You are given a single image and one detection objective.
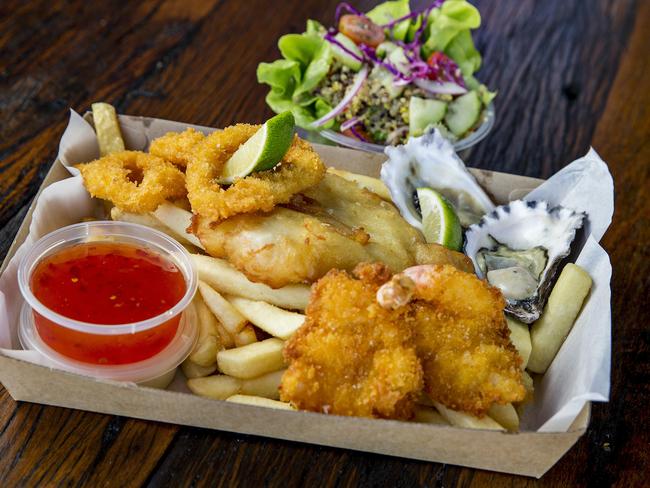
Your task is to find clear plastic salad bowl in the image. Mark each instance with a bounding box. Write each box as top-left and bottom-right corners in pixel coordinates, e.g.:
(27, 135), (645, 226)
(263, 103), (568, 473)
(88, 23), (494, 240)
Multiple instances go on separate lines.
(312, 103), (495, 153)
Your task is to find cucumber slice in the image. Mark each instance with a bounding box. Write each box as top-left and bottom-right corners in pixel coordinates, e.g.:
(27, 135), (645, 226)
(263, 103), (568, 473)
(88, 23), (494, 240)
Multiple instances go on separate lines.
(387, 47), (410, 75)
(372, 66), (405, 99)
(376, 41), (398, 58)
(444, 91), (482, 137)
(331, 33), (363, 71)
(409, 97), (448, 137)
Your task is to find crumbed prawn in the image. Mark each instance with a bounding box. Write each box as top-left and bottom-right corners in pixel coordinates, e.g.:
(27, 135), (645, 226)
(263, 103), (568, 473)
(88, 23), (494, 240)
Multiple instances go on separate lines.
(281, 263), (423, 419)
(149, 128), (205, 168)
(76, 150), (186, 213)
(186, 124), (326, 221)
(378, 264), (526, 416)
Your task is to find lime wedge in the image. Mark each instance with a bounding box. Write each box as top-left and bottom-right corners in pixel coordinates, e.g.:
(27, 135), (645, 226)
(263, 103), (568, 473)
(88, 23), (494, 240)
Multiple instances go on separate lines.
(416, 187), (463, 251)
(218, 112), (295, 184)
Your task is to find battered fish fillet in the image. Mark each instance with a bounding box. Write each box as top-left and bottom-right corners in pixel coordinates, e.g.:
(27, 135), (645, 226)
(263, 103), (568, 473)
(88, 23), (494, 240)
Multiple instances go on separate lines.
(378, 265), (526, 416)
(280, 263), (423, 419)
(195, 174), (472, 288)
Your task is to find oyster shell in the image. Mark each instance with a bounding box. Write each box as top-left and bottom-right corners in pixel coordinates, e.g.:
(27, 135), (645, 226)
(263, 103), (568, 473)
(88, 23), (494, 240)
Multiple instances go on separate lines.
(381, 130), (495, 228)
(464, 200), (585, 323)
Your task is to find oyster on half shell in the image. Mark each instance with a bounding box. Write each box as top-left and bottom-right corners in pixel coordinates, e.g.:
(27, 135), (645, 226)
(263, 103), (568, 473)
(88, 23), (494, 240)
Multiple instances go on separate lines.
(381, 130), (495, 228)
(464, 200), (586, 323)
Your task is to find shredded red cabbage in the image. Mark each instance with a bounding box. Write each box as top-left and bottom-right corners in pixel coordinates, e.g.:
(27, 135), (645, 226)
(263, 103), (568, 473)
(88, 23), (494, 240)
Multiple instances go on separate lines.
(381, 10), (422, 29)
(411, 4), (439, 46)
(358, 43), (405, 79)
(324, 31), (365, 62)
(369, 2), (460, 87)
(326, 1), (465, 100)
(348, 126), (367, 142)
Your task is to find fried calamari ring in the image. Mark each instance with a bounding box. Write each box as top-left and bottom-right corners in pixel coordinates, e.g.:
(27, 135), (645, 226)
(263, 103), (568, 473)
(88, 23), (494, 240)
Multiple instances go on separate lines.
(76, 151), (186, 213)
(186, 123), (326, 221)
(149, 128), (205, 168)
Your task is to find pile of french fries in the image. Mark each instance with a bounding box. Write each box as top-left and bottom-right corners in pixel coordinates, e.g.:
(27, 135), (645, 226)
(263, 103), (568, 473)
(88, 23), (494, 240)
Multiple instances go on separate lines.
(91, 102), (594, 430)
(185, 247), (309, 411)
(182, 255), (306, 411)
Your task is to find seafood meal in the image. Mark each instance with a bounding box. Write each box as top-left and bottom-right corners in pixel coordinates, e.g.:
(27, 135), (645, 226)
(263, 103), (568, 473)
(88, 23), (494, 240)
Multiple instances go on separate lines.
(257, 0), (495, 147)
(12, 101), (596, 433)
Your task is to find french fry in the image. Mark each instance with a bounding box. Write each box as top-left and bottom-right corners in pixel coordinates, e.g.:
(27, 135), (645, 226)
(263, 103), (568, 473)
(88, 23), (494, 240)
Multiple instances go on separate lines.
(92, 102), (125, 156)
(521, 370), (535, 400)
(516, 371), (535, 416)
(152, 201), (204, 249)
(226, 394), (294, 410)
(234, 325), (258, 347)
(111, 207), (197, 249)
(198, 281), (247, 334)
(216, 338), (285, 379)
(506, 317), (532, 369)
(188, 294), (222, 367)
(187, 375), (241, 400)
(186, 370), (285, 401)
(239, 369), (285, 400)
(192, 254), (311, 310)
(487, 403), (519, 431)
(215, 322), (236, 349)
(326, 168), (392, 201)
(528, 264), (593, 374)
(110, 207), (166, 230)
(414, 407), (448, 425)
(226, 296), (305, 340)
(434, 403), (505, 431)
(189, 334), (220, 368)
(181, 360), (217, 379)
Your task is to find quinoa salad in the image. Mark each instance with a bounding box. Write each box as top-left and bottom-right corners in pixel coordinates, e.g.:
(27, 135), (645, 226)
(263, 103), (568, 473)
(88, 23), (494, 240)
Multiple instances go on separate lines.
(257, 1), (495, 146)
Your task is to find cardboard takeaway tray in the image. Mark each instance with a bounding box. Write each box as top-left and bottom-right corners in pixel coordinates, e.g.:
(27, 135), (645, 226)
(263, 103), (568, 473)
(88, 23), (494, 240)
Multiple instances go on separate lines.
(0, 116), (592, 478)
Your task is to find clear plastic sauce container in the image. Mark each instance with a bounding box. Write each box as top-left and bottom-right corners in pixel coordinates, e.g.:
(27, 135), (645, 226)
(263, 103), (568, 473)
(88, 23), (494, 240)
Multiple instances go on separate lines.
(18, 221), (198, 386)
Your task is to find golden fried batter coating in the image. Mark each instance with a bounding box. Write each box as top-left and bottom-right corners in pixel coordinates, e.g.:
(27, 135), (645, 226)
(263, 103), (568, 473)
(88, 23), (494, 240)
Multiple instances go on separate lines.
(378, 265), (526, 416)
(76, 151), (186, 213)
(186, 124), (326, 221)
(281, 263), (423, 419)
(149, 128), (205, 168)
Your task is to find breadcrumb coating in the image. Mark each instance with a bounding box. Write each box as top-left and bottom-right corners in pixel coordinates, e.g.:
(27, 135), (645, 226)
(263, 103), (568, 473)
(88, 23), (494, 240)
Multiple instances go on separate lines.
(76, 151), (186, 213)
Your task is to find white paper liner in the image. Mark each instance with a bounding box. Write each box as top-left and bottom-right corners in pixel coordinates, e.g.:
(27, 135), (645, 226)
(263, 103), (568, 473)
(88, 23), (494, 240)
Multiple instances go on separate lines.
(0, 111), (614, 432)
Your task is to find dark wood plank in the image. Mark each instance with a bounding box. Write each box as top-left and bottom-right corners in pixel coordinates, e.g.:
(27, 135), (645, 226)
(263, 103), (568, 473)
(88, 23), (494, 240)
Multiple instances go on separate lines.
(145, 427), (449, 488)
(466, 0), (638, 178)
(0, 0), (647, 486)
(580, 0), (650, 485)
(0, 389), (176, 487)
(0, 0), (221, 231)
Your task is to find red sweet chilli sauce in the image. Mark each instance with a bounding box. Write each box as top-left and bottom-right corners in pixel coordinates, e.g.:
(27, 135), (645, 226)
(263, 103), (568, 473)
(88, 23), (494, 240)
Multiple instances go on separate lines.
(30, 242), (186, 364)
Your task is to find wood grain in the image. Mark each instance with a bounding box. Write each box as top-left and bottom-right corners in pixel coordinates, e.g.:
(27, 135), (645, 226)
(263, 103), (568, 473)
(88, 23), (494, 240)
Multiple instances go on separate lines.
(0, 0), (648, 486)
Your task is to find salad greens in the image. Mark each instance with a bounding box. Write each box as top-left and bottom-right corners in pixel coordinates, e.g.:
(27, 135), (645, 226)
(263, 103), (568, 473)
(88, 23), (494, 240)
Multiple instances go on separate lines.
(366, 0), (411, 41)
(257, 0), (495, 145)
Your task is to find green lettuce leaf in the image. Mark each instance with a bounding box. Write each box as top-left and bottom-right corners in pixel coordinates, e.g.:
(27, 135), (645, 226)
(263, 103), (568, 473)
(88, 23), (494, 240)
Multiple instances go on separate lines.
(405, 14), (423, 43)
(265, 91), (333, 129)
(256, 59), (301, 98)
(278, 34), (324, 68)
(367, 0), (411, 41)
(444, 30), (481, 77)
(257, 29), (334, 129)
(292, 39), (332, 101)
(306, 19), (325, 35)
(422, 0), (482, 76)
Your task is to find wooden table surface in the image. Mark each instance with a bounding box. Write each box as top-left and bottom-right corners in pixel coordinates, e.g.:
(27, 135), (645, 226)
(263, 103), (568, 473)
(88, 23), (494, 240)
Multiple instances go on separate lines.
(1, 0), (648, 486)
